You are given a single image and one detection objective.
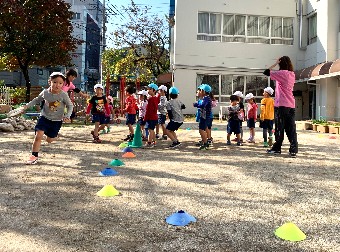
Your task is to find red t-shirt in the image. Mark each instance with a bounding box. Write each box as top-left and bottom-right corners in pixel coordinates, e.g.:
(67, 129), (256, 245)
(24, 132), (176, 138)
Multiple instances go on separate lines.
(144, 96), (158, 121)
(124, 95), (137, 114)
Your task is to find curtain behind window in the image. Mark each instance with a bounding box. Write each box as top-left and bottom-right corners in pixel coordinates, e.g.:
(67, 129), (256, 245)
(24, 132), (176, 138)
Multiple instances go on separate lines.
(223, 14), (234, 35)
(271, 17), (282, 38)
(198, 13), (209, 33)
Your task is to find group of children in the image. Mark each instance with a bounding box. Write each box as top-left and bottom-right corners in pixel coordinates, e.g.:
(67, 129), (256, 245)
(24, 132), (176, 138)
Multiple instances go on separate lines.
(20, 70), (277, 165)
(119, 83), (185, 148)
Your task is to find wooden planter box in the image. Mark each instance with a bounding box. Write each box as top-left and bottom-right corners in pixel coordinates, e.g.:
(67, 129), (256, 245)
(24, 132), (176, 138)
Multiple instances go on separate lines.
(317, 125), (329, 133)
(328, 125), (340, 134)
(303, 122), (313, 130)
(312, 124), (319, 131)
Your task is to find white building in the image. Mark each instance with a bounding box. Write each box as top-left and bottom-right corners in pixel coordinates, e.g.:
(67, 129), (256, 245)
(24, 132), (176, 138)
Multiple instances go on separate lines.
(172, 0), (340, 121)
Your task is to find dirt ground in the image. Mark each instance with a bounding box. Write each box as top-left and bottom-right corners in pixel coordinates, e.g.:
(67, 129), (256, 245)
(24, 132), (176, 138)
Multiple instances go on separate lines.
(0, 120), (339, 252)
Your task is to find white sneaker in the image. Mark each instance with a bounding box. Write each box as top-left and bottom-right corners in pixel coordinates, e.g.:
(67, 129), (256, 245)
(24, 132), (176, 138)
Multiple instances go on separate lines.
(26, 155), (38, 165)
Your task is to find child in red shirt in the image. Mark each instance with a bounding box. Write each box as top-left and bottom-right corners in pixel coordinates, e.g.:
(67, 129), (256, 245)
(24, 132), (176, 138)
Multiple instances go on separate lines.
(245, 93), (258, 143)
(123, 85), (137, 141)
(144, 83), (159, 148)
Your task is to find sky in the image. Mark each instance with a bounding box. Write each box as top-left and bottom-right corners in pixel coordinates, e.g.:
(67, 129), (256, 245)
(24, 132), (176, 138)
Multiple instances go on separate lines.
(104, 0), (170, 48)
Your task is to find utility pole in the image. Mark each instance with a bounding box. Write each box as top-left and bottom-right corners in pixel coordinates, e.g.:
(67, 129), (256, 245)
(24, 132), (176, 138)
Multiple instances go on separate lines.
(100, 0), (106, 85)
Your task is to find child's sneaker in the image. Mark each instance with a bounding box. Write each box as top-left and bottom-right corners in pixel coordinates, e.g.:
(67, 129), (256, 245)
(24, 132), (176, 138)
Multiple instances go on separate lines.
(161, 135), (168, 140)
(199, 143), (209, 150)
(107, 126), (111, 133)
(268, 137), (273, 146)
(207, 138), (213, 146)
(142, 136), (148, 141)
(237, 141), (243, 146)
(195, 140), (203, 146)
(263, 142), (269, 147)
(144, 142), (154, 148)
(226, 140), (231, 145)
(156, 134), (160, 139)
(26, 155), (38, 165)
(247, 138), (255, 143)
(93, 137), (102, 143)
(289, 152), (297, 158)
(123, 135), (132, 141)
(266, 149), (281, 154)
(169, 141), (181, 149)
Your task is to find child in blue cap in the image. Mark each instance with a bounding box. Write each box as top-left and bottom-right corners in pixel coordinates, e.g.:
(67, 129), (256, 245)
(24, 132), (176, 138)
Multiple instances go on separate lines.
(193, 84), (212, 150)
(166, 87), (186, 148)
(144, 83), (159, 148)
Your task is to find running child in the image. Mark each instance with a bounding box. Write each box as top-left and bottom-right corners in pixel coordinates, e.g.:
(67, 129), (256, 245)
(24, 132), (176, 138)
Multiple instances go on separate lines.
(86, 84), (110, 143)
(23, 72), (73, 164)
(122, 85), (137, 141)
(156, 85), (168, 140)
(245, 93), (258, 143)
(166, 87), (186, 148)
(193, 84), (212, 150)
(144, 83), (159, 148)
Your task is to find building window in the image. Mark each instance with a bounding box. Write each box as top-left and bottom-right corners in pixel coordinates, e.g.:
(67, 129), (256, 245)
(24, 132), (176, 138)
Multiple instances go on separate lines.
(197, 12), (293, 45)
(308, 14), (317, 45)
(197, 13), (222, 41)
(197, 74), (269, 103)
(73, 12), (81, 20)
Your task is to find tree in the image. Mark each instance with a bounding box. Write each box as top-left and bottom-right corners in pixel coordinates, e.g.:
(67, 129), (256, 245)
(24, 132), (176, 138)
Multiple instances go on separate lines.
(102, 47), (153, 83)
(113, 0), (170, 79)
(0, 0), (82, 102)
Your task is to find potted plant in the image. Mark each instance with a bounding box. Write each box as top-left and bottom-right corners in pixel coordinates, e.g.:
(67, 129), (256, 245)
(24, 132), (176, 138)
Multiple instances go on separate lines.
(328, 123), (340, 134)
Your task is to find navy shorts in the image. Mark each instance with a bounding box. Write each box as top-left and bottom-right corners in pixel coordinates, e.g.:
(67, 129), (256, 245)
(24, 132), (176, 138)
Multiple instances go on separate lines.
(35, 116), (62, 138)
(92, 114), (106, 124)
(207, 117), (213, 129)
(158, 114), (166, 125)
(199, 118), (207, 130)
(247, 118), (256, 128)
(166, 121), (183, 131)
(146, 120), (158, 130)
(104, 116), (110, 124)
(138, 117), (146, 126)
(126, 114), (136, 125)
(227, 120), (241, 134)
(260, 119), (274, 130)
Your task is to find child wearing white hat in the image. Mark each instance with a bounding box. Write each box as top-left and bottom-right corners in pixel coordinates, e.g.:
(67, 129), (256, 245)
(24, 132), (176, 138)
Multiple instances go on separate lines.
(156, 85), (168, 140)
(260, 87), (275, 147)
(137, 90), (148, 140)
(245, 93), (258, 143)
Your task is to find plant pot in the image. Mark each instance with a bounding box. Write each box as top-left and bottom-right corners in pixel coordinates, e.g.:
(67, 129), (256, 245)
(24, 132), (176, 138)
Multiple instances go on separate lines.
(317, 125), (329, 133)
(328, 125), (339, 134)
(304, 122), (313, 130)
(312, 124), (319, 131)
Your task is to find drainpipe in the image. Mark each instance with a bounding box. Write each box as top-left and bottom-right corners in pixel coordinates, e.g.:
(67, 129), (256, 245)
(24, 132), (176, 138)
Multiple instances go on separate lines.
(299, 0), (307, 50)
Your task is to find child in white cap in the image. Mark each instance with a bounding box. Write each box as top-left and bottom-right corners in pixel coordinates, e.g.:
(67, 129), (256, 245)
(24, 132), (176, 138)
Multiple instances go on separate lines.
(233, 91), (245, 142)
(137, 90), (148, 140)
(245, 93), (258, 143)
(22, 72), (73, 164)
(260, 87), (275, 147)
(156, 85), (168, 140)
(86, 84), (110, 143)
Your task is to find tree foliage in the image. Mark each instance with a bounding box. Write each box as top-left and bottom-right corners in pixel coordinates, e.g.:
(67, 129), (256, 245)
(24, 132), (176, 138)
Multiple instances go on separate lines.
(102, 48), (153, 83)
(0, 0), (82, 101)
(112, 0), (170, 80)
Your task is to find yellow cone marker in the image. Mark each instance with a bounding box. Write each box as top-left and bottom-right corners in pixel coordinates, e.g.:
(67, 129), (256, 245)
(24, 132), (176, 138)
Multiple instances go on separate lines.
(96, 185), (120, 197)
(274, 222), (306, 242)
(119, 142), (129, 148)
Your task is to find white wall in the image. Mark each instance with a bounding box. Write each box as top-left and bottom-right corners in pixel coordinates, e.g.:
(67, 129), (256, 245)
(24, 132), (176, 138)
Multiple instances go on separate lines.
(173, 0), (298, 113)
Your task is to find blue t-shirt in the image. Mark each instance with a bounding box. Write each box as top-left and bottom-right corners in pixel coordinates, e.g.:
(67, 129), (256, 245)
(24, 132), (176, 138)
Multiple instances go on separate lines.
(194, 96), (211, 120)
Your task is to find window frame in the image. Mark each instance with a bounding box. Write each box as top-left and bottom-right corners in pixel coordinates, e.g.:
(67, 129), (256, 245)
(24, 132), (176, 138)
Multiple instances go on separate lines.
(308, 14), (317, 45)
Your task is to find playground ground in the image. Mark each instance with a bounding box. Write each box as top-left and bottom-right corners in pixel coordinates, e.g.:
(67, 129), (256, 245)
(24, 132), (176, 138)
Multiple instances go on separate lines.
(0, 120), (339, 252)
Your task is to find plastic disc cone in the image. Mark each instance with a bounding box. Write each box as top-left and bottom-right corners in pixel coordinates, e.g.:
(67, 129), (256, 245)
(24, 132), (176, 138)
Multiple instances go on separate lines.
(186, 127), (191, 130)
(122, 147), (134, 153)
(108, 159), (125, 166)
(119, 142), (129, 148)
(129, 123), (143, 148)
(165, 210), (196, 226)
(96, 185), (120, 197)
(329, 136), (336, 139)
(274, 222), (306, 241)
(122, 152), (136, 158)
(99, 168), (118, 176)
